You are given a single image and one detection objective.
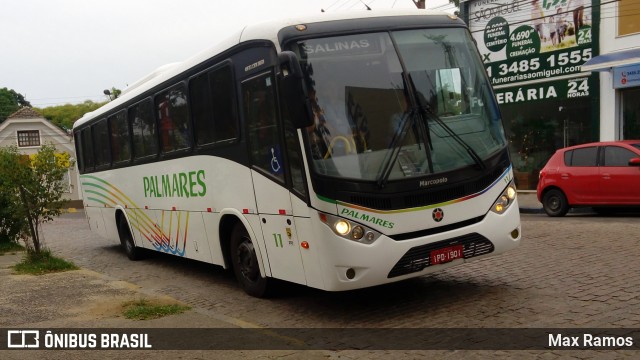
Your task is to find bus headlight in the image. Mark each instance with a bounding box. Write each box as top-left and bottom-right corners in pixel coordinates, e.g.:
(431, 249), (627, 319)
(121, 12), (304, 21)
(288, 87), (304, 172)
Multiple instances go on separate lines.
(491, 182), (517, 214)
(319, 212), (381, 244)
(334, 220), (350, 235)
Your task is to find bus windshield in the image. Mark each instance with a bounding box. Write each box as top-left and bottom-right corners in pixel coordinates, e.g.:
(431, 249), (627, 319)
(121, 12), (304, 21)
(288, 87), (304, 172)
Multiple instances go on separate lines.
(293, 28), (507, 182)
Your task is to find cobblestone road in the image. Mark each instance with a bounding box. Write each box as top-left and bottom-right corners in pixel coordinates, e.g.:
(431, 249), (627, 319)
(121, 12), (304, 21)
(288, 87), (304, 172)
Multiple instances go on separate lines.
(31, 211), (640, 358)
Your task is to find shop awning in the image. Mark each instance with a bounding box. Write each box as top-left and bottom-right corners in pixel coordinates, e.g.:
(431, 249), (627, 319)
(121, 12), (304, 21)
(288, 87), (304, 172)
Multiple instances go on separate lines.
(581, 48), (640, 72)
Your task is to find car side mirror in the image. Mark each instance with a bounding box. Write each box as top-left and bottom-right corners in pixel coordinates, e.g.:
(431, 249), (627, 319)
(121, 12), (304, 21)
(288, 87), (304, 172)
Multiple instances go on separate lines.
(278, 51), (314, 129)
(629, 157), (640, 166)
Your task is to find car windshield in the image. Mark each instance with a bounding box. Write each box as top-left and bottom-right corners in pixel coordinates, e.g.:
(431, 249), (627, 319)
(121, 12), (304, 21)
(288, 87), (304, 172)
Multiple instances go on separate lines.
(292, 29), (506, 182)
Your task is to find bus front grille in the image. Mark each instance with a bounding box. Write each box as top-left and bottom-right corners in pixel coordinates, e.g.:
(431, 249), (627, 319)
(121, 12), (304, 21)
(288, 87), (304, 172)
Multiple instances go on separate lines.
(387, 233), (494, 278)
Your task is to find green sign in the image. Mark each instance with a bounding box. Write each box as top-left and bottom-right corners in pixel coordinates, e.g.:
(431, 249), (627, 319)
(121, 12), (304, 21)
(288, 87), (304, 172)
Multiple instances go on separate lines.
(494, 77), (592, 104)
(467, 0), (595, 86)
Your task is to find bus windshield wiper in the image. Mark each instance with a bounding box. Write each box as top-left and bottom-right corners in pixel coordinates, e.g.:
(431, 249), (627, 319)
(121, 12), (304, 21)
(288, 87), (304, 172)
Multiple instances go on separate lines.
(419, 104), (486, 170)
(376, 108), (416, 189)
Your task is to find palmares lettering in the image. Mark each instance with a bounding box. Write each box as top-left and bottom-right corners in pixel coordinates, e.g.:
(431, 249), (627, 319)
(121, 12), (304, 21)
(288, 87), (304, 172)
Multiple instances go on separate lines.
(143, 170), (206, 198)
(341, 208), (394, 229)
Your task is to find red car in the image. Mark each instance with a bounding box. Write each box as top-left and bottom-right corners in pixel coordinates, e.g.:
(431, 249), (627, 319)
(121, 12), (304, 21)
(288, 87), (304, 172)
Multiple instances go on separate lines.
(537, 140), (640, 216)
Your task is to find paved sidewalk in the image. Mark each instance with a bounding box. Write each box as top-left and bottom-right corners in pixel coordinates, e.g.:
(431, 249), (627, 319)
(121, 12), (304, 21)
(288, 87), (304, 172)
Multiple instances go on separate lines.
(517, 191), (543, 214)
(0, 253), (329, 359)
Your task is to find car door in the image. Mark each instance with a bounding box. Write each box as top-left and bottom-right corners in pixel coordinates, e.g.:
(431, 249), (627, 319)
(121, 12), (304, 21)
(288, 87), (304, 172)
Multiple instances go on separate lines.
(599, 145), (640, 203)
(562, 146), (600, 204)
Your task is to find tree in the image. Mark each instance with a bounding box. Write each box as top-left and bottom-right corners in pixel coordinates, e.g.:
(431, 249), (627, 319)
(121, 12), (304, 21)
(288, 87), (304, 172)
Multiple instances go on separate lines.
(104, 87), (122, 101)
(0, 88), (31, 123)
(0, 173), (24, 246)
(0, 145), (72, 254)
(37, 100), (106, 131)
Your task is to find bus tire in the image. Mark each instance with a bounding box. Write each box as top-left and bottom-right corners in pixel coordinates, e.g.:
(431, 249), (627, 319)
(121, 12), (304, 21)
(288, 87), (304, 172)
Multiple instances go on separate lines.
(542, 189), (570, 217)
(118, 216), (143, 261)
(230, 222), (270, 297)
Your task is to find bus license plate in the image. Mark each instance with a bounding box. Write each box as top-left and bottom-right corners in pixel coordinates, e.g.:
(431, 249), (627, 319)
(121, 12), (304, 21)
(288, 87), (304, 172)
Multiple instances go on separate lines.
(430, 245), (464, 265)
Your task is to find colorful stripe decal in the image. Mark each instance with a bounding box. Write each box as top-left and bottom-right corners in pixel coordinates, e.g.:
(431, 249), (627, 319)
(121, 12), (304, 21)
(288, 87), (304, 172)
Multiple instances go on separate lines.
(80, 175), (189, 256)
(317, 165), (513, 214)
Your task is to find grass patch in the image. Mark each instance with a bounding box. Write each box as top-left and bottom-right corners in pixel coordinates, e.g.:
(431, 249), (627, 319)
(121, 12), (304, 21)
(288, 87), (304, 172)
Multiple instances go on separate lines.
(0, 241), (25, 255)
(12, 249), (78, 275)
(122, 299), (191, 320)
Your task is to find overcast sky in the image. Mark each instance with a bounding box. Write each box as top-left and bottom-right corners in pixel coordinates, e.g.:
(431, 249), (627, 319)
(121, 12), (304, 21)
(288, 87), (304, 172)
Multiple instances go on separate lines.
(1, 0), (452, 108)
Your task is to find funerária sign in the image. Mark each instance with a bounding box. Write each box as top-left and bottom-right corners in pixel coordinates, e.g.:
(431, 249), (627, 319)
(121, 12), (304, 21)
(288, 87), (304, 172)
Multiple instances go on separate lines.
(465, 0), (595, 86)
(495, 77), (591, 104)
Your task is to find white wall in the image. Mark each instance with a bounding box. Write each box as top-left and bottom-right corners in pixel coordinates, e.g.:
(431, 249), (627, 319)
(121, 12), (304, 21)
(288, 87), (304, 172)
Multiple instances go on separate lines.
(597, 1), (640, 140)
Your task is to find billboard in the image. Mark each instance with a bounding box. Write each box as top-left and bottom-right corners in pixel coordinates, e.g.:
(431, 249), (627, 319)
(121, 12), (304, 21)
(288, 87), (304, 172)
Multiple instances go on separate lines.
(466, 0), (594, 86)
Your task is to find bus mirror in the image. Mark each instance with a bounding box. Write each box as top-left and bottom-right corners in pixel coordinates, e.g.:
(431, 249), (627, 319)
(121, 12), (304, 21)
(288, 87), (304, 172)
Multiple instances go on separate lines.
(278, 51), (314, 128)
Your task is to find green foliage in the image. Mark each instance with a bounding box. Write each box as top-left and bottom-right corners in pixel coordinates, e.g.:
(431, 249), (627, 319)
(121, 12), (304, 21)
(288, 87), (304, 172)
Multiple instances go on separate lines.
(0, 144), (73, 253)
(37, 100), (106, 131)
(12, 249), (78, 275)
(0, 241), (25, 254)
(122, 299), (191, 320)
(0, 151), (26, 245)
(0, 177), (25, 247)
(105, 87), (122, 101)
(0, 88), (31, 123)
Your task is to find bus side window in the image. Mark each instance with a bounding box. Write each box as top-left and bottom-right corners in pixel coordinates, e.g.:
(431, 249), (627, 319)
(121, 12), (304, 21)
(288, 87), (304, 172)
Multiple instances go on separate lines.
(190, 64), (238, 146)
(74, 131), (84, 173)
(80, 128), (94, 171)
(155, 83), (191, 153)
(242, 72), (284, 182)
(92, 119), (110, 167)
(109, 110), (131, 164)
(129, 99), (159, 160)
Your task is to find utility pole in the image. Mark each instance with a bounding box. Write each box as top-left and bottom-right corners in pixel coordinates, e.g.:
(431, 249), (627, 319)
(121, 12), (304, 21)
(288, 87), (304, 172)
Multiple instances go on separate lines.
(413, 0), (425, 9)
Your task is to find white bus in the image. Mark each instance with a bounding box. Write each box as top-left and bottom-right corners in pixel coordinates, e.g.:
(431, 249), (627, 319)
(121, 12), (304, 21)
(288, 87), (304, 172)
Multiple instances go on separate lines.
(74, 9), (521, 297)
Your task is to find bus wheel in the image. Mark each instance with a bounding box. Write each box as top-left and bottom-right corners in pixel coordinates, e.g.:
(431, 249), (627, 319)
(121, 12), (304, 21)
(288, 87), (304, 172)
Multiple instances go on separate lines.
(118, 216), (142, 261)
(230, 223), (269, 297)
(542, 189), (570, 217)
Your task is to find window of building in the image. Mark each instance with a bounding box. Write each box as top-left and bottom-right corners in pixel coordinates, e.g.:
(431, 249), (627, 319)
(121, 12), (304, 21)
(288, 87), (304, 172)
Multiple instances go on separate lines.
(500, 81), (597, 189)
(17, 130), (40, 147)
(155, 83), (191, 153)
(129, 99), (158, 160)
(190, 64), (238, 146)
(618, 0), (640, 36)
(622, 88), (640, 139)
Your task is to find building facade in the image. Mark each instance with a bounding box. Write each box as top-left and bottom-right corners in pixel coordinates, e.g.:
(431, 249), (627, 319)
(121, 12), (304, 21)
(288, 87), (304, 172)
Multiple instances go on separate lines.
(582, 0), (640, 141)
(460, 0), (601, 189)
(0, 107), (81, 205)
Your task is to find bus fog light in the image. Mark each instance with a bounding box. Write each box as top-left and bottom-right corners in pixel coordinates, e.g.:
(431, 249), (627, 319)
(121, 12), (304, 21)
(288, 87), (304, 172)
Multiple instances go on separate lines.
(511, 228), (519, 239)
(351, 226), (364, 239)
(335, 220), (350, 235)
(346, 268), (356, 279)
(365, 232), (375, 243)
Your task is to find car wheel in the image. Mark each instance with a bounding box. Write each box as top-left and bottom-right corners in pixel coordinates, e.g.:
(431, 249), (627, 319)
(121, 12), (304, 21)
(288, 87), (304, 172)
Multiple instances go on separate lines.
(118, 216), (143, 260)
(542, 189), (570, 217)
(230, 222), (270, 297)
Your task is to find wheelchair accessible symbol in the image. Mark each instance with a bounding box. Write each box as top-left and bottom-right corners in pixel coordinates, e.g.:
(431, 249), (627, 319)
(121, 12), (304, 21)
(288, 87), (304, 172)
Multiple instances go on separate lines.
(270, 146), (282, 174)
